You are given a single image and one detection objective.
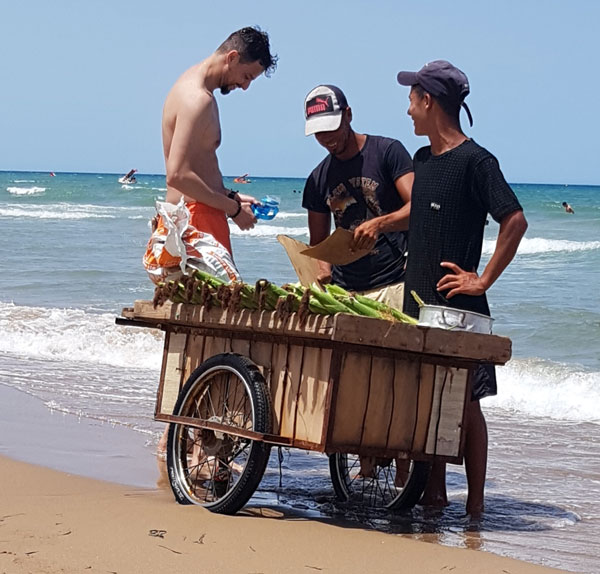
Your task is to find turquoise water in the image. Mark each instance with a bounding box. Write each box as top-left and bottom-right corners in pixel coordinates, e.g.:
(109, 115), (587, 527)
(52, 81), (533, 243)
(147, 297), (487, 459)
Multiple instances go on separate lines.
(1, 171), (599, 572)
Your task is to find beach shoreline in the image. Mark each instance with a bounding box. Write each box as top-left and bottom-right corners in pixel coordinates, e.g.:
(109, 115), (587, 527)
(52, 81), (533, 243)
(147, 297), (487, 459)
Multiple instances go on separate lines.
(0, 454), (569, 574)
(0, 384), (571, 574)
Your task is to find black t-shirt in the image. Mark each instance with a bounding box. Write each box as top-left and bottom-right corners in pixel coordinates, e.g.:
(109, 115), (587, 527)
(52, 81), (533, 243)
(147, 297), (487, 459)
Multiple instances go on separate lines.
(302, 135), (413, 291)
(403, 139), (523, 318)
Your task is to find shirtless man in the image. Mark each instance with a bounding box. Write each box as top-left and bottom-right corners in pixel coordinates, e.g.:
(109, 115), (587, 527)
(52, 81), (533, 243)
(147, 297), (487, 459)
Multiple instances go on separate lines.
(162, 26), (277, 254)
(154, 27), (276, 456)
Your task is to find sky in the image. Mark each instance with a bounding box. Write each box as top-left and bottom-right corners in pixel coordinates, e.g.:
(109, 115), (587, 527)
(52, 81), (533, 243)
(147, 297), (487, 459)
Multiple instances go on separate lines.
(1, 0), (599, 185)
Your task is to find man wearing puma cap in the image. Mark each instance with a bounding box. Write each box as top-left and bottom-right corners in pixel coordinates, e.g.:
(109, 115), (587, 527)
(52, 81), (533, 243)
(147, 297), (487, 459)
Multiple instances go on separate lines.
(302, 84), (414, 309)
(397, 60), (528, 518)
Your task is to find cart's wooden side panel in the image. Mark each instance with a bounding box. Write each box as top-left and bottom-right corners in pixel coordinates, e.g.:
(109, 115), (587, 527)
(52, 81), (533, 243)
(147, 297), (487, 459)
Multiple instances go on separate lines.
(411, 363), (436, 452)
(386, 359), (420, 451)
(157, 332), (187, 416)
(269, 343), (290, 435)
(229, 337), (251, 357)
(424, 366), (468, 458)
(249, 340), (273, 378)
(279, 345), (304, 439)
(202, 336), (229, 361)
(360, 356), (395, 449)
(185, 333), (206, 373)
(294, 347), (331, 444)
(329, 352), (372, 446)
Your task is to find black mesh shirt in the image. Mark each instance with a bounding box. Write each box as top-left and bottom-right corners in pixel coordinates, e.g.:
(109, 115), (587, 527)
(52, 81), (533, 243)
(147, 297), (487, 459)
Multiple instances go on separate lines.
(403, 139), (523, 319)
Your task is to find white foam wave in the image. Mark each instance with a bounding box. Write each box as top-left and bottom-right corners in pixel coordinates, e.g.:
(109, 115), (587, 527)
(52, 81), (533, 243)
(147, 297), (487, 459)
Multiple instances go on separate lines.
(13, 179), (35, 183)
(6, 186), (46, 195)
(229, 224), (308, 237)
(0, 206), (115, 220)
(483, 237), (600, 255)
(275, 212), (305, 219)
(0, 302), (163, 370)
(489, 358), (600, 423)
(0, 202), (152, 220)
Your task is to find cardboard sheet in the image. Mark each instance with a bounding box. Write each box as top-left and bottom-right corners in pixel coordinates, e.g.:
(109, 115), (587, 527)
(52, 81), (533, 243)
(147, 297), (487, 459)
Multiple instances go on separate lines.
(276, 235), (322, 287)
(300, 228), (370, 265)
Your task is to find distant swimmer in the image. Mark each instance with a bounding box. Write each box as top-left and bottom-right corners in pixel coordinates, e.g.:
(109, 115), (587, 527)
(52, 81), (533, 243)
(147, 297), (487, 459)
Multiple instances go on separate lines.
(49, 172), (55, 177)
(562, 201), (574, 214)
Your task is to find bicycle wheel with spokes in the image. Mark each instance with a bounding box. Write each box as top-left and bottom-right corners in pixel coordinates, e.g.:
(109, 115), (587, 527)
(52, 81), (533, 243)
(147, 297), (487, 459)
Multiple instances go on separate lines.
(166, 353), (272, 514)
(329, 453), (430, 511)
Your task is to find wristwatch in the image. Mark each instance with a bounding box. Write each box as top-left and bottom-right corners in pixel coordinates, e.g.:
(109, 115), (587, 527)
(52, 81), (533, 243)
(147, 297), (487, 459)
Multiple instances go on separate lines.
(227, 190), (239, 200)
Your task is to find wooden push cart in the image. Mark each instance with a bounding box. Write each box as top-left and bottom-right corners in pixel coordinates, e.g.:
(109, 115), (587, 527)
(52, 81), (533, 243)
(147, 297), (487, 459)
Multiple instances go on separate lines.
(118, 301), (511, 515)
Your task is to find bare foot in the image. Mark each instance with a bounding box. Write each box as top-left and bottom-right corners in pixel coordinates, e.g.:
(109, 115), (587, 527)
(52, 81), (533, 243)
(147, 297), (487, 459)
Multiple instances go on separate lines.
(358, 456), (376, 478)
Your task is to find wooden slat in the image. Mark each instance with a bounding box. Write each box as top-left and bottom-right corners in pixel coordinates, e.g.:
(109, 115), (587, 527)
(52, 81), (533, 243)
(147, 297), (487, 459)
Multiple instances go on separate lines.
(294, 347), (330, 444)
(360, 356), (395, 449)
(425, 367), (468, 457)
(248, 340), (273, 379)
(202, 336), (228, 361)
(185, 333), (205, 374)
(329, 352), (372, 447)
(158, 332), (187, 416)
(230, 337), (251, 357)
(332, 314), (424, 354)
(411, 363), (436, 452)
(269, 343), (290, 435)
(279, 344), (304, 439)
(422, 328), (511, 364)
(386, 359), (421, 451)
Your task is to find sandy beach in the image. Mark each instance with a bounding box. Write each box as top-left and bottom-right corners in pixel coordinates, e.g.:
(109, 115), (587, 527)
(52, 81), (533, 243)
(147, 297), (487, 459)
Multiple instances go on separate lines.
(1, 455), (571, 574)
(0, 385), (570, 574)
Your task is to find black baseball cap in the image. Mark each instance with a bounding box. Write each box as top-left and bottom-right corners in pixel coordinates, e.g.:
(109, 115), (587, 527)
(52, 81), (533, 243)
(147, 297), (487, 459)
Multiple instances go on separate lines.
(397, 60), (473, 127)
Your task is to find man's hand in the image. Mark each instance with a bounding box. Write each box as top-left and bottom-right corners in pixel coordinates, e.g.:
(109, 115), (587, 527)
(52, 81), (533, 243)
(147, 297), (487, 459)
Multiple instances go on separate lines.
(236, 193), (259, 205)
(232, 203), (257, 230)
(352, 220), (380, 251)
(317, 260), (332, 286)
(437, 262), (487, 299)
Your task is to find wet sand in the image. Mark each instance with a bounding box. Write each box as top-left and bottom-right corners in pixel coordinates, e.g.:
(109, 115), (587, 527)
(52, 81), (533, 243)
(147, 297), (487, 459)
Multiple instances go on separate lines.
(0, 384), (571, 573)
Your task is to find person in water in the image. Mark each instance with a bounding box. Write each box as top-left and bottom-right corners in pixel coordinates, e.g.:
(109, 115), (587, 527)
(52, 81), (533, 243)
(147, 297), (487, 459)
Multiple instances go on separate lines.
(562, 201), (574, 214)
(396, 60), (528, 518)
(148, 27), (277, 456)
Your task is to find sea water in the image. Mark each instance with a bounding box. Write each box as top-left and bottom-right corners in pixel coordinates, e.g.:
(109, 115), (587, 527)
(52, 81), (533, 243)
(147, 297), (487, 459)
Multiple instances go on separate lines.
(0, 171), (598, 572)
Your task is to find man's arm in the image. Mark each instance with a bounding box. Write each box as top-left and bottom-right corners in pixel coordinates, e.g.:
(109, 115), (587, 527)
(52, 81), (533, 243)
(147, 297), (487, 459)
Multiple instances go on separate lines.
(308, 210), (333, 284)
(352, 171), (414, 250)
(437, 210), (528, 298)
(165, 95), (256, 229)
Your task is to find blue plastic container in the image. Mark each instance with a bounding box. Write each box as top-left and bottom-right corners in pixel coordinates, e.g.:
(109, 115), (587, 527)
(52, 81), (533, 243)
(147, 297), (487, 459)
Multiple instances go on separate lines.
(251, 196), (280, 220)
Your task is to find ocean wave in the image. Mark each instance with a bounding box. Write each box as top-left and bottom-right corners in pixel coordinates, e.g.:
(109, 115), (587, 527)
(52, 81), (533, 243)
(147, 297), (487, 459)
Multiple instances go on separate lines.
(0, 206), (116, 220)
(6, 186), (46, 195)
(489, 358), (600, 423)
(0, 202), (153, 220)
(483, 237), (600, 255)
(13, 179), (36, 183)
(0, 302), (163, 370)
(229, 224), (309, 237)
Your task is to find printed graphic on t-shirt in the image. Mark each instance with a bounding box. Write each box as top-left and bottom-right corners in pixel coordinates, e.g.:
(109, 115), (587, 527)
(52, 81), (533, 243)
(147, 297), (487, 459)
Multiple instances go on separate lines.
(326, 177), (381, 230)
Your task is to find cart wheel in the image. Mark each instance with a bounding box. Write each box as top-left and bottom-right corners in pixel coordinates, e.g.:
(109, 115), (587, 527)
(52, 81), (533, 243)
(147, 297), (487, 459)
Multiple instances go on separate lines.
(328, 453), (430, 511)
(166, 353), (272, 514)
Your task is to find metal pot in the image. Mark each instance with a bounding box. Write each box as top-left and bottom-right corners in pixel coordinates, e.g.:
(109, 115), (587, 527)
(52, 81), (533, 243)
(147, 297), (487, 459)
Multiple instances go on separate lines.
(418, 305), (494, 334)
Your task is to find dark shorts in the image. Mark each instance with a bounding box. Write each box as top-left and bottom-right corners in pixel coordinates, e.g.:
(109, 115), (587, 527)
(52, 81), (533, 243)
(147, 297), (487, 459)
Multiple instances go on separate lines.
(471, 363), (497, 401)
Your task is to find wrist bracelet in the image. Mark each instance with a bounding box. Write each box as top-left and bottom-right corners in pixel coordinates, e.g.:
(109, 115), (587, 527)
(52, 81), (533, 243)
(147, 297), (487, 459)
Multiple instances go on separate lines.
(227, 190), (239, 200)
(229, 199), (242, 219)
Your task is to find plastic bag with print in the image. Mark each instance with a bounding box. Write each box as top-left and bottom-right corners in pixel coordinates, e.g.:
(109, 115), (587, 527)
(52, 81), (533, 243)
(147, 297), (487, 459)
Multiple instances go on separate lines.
(142, 199), (240, 284)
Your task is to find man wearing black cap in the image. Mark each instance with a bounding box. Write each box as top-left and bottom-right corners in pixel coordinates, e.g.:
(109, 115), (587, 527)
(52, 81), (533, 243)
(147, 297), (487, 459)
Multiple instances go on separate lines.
(302, 84), (414, 310)
(397, 60), (528, 517)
